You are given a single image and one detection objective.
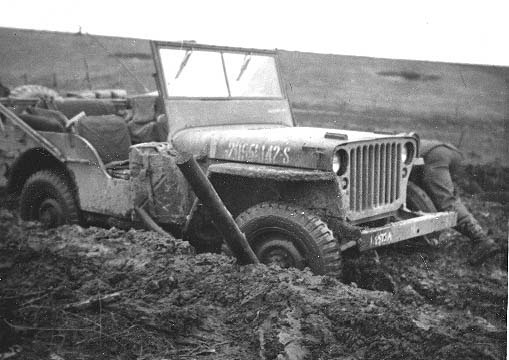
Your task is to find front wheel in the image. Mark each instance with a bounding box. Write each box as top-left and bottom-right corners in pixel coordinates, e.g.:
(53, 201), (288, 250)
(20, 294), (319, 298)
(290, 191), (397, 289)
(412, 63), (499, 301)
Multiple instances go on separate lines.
(20, 170), (80, 227)
(406, 181), (437, 213)
(236, 202), (341, 275)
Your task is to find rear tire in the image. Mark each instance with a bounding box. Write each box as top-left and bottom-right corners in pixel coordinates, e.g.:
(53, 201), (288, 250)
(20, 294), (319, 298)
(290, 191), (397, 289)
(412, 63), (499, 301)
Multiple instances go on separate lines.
(20, 170), (80, 227)
(236, 202), (341, 275)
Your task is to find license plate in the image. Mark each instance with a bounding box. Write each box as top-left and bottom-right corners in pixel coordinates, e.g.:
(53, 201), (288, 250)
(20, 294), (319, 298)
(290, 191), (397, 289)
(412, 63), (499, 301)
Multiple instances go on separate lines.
(369, 229), (393, 247)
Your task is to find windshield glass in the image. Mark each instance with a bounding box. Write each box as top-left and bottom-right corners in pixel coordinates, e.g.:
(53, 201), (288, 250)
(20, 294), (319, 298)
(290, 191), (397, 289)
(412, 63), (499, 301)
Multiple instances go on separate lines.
(159, 47), (282, 98)
(223, 53), (281, 97)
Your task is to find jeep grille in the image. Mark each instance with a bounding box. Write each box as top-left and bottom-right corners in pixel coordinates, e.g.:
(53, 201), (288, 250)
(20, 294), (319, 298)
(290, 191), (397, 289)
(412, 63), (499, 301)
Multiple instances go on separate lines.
(348, 142), (402, 215)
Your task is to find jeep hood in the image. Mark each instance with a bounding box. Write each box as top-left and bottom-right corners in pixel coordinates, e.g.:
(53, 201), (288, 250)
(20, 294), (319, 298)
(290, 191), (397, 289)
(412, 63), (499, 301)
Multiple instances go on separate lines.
(172, 126), (409, 171)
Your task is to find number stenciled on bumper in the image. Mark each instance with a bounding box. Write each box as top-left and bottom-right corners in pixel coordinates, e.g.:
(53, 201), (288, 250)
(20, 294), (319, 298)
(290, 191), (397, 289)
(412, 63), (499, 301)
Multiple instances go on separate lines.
(370, 230), (393, 247)
(357, 211), (457, 252)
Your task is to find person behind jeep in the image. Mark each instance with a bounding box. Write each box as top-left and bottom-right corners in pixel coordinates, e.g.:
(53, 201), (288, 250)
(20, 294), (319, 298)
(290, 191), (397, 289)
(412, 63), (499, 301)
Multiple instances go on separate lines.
(419, 140), (500, 265)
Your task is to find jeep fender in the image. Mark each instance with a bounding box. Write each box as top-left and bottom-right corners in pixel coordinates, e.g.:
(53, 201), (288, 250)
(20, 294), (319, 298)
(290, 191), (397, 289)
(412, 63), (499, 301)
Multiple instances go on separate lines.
(7, 147), (74, 194)
(207, 162), (346, 220)
(207, 162), (336, 182)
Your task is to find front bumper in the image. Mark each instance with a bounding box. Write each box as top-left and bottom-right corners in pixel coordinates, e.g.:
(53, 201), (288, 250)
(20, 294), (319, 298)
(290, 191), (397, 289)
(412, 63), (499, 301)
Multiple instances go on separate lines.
(356, 210), (457, 251)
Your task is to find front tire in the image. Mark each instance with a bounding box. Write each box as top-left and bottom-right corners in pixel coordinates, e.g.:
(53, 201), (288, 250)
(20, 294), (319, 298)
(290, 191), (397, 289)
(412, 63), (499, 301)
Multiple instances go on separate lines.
(236, 202), (341, 275)
(406, 181), (437, 213)
(20, 170), (80, 227)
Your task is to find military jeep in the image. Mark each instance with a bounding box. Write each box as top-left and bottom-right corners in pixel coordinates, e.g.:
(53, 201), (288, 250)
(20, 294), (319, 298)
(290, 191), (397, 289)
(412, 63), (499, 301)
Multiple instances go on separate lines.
(0, 41), (456, 274)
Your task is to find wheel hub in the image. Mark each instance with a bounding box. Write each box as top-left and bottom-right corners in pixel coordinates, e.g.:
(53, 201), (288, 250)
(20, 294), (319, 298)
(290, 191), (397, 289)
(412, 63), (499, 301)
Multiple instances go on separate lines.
(255, 237), (305, 269)
(38, 199), (64, 228)
(263, 248), (294, 268)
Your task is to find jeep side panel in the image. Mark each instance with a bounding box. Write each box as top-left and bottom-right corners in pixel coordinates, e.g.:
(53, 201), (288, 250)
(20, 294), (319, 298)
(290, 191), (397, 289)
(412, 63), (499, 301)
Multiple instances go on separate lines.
(40, 132), (132, 217)
(0, 102), (132, 217)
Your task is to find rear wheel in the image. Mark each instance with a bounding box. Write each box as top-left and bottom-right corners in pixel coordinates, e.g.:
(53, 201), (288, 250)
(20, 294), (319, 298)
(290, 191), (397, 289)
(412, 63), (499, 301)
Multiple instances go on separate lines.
(20, 170), (80, 227)
(236, 202), (341, 275)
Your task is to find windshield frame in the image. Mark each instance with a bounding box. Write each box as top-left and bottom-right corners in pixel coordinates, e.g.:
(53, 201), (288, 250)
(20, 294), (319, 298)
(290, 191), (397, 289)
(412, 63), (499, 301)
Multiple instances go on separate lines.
(151, 41), (287, 101)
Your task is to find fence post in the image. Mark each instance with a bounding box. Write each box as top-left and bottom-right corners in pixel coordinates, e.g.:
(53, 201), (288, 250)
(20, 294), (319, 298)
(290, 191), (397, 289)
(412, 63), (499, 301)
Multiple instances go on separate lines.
(83, 57), (92, 90)
(52, 73), (58, 90)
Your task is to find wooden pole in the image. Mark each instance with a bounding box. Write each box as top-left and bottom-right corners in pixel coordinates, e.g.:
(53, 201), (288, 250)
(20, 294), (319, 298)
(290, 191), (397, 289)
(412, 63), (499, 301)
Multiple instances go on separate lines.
(176, 152), (259, 264)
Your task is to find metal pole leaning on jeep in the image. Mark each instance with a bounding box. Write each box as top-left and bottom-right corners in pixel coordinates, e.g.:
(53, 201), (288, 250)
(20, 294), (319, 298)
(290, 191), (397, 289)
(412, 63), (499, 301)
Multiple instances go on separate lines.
(176, 152), (260, 265)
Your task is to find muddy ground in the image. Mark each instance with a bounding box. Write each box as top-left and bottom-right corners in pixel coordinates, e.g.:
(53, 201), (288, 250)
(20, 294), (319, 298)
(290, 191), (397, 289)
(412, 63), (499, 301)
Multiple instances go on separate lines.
(0, 168), (507, 359)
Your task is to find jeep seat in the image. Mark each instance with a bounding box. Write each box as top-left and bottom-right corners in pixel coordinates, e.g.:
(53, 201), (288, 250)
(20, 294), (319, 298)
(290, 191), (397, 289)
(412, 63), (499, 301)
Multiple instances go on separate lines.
(75, 115), (132, 164)
(127, 95), (168, 143)
(19, 107), (68, 132)
(128, 114), (169, 143)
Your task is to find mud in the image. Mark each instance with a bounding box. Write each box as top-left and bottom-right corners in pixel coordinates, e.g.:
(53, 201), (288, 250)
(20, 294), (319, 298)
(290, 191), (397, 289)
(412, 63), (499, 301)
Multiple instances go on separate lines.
(0, 179), (507, 359)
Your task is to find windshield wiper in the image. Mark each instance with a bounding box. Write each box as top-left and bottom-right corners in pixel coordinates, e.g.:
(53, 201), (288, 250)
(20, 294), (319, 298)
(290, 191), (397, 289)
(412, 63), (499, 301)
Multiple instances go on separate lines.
(236, 53), (251, 81)
(175, 49), (193, 79)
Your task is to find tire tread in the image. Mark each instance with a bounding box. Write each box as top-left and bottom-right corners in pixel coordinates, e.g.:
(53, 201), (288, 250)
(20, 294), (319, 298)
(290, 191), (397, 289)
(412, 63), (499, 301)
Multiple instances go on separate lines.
(20, 170), (80, 224)
(237, 201), (341, 274)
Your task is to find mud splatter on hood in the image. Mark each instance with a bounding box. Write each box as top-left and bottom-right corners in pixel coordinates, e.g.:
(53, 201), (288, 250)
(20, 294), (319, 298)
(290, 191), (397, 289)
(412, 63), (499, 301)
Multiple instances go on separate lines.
(173, 126), (412, 170)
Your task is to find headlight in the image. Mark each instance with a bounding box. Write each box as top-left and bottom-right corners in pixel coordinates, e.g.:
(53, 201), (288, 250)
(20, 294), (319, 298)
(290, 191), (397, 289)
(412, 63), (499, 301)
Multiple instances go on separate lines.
(401, 145), (408, 164)
(333, 152), (341, 173)
(332, 149), (348, 175)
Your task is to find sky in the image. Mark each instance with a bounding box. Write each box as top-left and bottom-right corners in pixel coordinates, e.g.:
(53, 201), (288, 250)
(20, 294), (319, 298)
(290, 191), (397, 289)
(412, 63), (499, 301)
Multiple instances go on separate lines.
(1, 0), (508, 66)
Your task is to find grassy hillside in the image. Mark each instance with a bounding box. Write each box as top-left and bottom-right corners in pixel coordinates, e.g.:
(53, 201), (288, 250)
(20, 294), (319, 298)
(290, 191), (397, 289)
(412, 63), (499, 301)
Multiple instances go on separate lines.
(0, 27), (155, 93)
(1, 27), (507, 164)
(278, 51), (508, 165)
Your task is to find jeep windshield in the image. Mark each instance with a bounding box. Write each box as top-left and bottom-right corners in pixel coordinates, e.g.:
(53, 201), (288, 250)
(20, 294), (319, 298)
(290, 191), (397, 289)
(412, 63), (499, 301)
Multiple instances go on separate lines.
(158, 46), (282, 98)
(152, 42), (293, 136)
